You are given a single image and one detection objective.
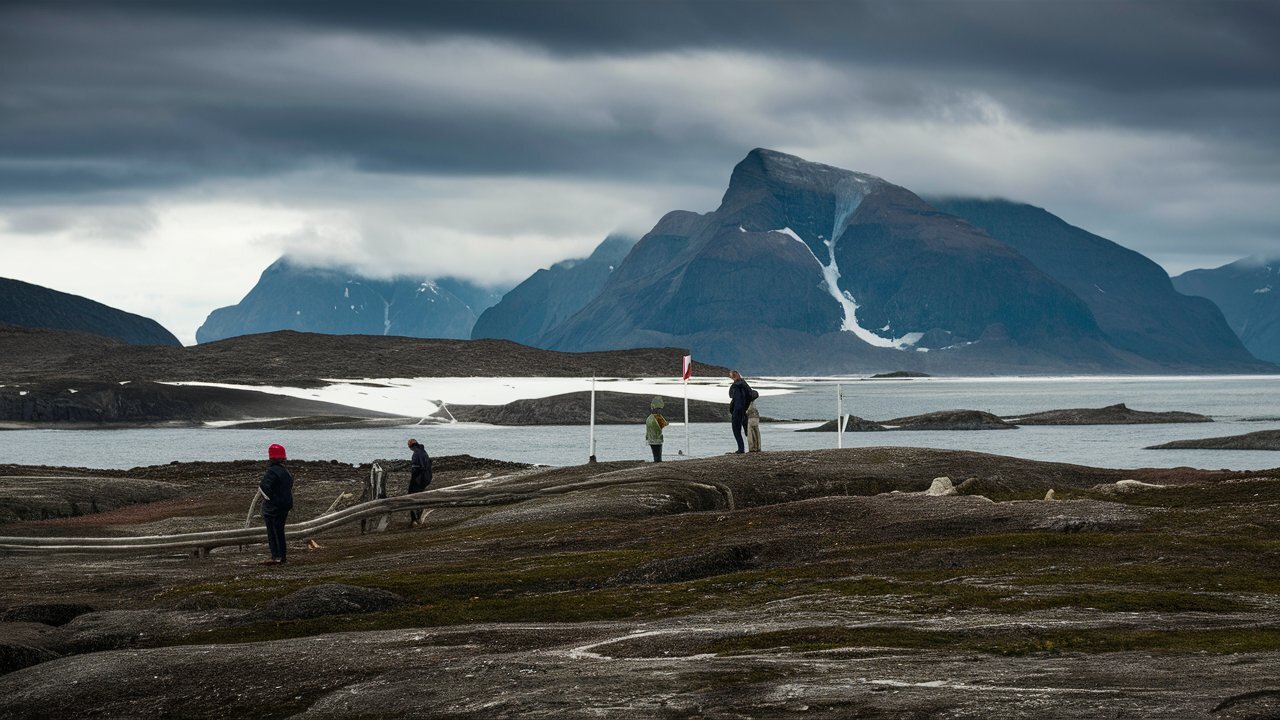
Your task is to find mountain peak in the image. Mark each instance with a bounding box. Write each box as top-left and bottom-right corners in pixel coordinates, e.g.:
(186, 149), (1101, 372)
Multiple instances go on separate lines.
(736, 148), (888, 191)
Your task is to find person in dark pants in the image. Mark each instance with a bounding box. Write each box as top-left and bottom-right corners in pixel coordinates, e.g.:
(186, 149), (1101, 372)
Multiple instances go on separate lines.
(645, 396), (668, 462)
(728, 370), (754, 454)
(406, 438), (433, 526)
(259, 443), (294, 565)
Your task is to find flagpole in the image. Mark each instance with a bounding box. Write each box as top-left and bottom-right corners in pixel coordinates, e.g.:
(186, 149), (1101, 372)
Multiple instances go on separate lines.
(836, 382), (843, 449)
(683, 373), (690, 457)
(681, 354), (692, 457)
(588, 373), (597, 464)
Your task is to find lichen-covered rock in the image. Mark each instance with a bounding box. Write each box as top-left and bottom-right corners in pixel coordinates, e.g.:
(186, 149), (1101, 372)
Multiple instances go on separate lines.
(251, 584), (407, 622)
(926, 477), (957, 496)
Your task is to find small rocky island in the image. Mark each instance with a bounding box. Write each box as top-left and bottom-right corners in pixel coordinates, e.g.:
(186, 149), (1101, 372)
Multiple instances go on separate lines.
(799, 410), (1015, 432)
(1008, 403), (1212, 425)
(1147, 429), (1280, 451)
(868, 371), (932, 379)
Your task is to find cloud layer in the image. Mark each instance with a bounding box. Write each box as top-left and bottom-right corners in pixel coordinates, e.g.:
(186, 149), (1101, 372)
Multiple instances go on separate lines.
(1, 1), (1276, 342)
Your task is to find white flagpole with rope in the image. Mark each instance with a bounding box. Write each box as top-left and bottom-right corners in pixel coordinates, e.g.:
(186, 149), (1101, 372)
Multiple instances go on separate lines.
(682, 354), (692, 456)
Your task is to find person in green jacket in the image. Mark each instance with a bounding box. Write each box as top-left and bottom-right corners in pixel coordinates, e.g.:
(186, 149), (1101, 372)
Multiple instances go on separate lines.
(645, 396), (668, 462)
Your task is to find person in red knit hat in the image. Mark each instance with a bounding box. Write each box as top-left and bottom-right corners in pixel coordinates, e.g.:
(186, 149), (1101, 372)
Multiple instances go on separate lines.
(259, 443), (294, 564)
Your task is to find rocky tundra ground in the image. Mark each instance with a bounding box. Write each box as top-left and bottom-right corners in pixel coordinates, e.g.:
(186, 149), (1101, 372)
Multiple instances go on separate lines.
(1, 449), (1279, 718)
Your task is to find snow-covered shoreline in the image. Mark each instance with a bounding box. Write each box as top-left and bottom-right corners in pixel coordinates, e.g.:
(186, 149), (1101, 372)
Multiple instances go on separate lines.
(164, 376), (797, 419)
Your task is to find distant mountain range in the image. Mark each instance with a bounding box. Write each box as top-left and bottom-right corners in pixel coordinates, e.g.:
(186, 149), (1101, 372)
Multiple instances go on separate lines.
(195, 258), (507, 343)
(472, 234), (635, 346)
(476, 149), (1268, 374)
(1, 149), (1271, 374)
(0, 276), (180, 346)
(1173, 258), (1280, 364)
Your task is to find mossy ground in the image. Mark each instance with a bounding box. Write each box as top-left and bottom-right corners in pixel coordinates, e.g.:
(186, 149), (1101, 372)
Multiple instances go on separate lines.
(9, 454), (1280, 658)
(163, 499), (1274, 650)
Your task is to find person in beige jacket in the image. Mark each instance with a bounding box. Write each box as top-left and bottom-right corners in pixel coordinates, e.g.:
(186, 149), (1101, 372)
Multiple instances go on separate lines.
(746, 402), (762, 452)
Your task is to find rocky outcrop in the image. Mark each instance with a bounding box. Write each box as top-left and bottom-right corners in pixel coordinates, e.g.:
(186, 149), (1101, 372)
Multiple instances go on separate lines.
(251, 584), (407, 622)
(1147, 429), (1280, 450)
(1173, 257), (1280, 364)
(472, 235), (636, 345)
(0, 278), (179, 347)
(1009, 403), (1212, 425)
(196, 257), (506, 343)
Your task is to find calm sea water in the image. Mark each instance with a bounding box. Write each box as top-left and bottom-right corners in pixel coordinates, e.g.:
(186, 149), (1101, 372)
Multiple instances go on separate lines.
(1, 376), (1278, 471)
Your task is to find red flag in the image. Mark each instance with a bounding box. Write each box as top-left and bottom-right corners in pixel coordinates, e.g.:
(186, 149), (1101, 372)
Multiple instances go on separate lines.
(681, 354), (692, 381)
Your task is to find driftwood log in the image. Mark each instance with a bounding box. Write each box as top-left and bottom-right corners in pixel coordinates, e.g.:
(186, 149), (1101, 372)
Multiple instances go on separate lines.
(0, 472), (735, 557)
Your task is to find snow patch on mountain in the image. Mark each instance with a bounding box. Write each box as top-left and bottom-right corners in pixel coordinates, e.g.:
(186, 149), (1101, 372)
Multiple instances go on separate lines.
(773, 215), (921, 350)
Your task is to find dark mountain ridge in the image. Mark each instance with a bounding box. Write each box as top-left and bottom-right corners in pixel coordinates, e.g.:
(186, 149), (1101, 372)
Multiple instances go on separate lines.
(0, 276), (180, 347)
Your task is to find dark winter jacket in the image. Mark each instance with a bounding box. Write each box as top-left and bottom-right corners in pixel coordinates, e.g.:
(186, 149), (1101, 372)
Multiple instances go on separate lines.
(729, 378), (754, 416)
(409, 442), (433, 492)
(259, 461), (294, 517)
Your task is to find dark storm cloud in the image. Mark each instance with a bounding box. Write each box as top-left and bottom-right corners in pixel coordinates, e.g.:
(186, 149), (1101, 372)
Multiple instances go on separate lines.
(1, 0), (1277, 199)
(0, 2), (755, 197)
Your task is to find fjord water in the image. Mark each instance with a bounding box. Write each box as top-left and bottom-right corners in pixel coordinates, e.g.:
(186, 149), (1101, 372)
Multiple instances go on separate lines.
(1, 376), (1277, 471)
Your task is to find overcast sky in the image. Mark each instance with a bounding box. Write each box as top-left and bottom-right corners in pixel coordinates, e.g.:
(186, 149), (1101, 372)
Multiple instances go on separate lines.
(2, 0), (1277, 344)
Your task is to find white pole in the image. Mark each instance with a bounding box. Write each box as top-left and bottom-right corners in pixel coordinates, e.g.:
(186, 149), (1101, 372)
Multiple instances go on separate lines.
(683, 375), (690, 457)
(589, 373), (597, 463)
(836, 383), (843, 449)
